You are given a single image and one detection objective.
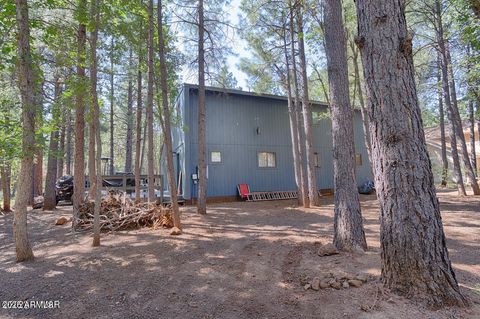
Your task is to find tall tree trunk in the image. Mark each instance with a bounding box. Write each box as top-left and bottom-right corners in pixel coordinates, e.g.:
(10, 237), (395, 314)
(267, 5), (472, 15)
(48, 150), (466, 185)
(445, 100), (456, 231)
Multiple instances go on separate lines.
(435, 1), (466, 196)
(33, 149), (43, 198)
(197, 0), (207, 214)
(57, 111), (66, 178)
(140, 117), (147, 175)
(324, 0), (367, 251)
(296, 2), (320, 206)
(146, 0), (155, 202)
(125, 50), (134, 173)
(73, 0), (87, 221)
(1, 164), (12, 212)
(466, 46), (477, 176)
(468, 99), (477, 175)
(158, 0), (181, 230)
(43, 79), (61, 210)
(351, 39), (372, 168)
(13, 0), (35, 262)
(88, 87), (96, 200)
(134, 16), (144, 202)
(90, 0), (101, 246)
(65, 107), (72, 175)
(282, 27), (303, 206)
(312, 65), (330, 105)
(288, 0), (309, 208)
(437, 62), (448, 187)
(445, 45), (480, 194)
(32, 87), (43, 203)
(109, 37), (115, 175)
(355, 0), (467, 306)
(477, 101), (480, 173)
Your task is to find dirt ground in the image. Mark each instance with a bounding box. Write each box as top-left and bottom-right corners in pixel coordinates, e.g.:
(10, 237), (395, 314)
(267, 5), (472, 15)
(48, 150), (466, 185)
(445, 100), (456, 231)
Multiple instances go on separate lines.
(0, 190), (479, 319)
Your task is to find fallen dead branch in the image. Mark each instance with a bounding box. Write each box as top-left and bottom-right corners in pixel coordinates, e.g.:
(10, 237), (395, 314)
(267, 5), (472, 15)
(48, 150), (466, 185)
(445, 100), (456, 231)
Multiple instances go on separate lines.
(74, 190), (173, 232)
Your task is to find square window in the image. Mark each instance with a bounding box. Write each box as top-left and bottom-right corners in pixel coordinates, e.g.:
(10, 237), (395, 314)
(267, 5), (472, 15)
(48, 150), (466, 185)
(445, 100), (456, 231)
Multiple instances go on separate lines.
(258, 152), (276, 168)
(314, 152), (320, 167)
(211, 151), (222, 163)
(355, 153), (362, 166)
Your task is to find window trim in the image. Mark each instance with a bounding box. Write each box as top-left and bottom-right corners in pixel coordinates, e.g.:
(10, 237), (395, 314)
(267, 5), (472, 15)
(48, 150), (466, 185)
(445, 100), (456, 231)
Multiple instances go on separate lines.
(355, 153), (363, 166)
(210, 151), (222, 164)
(257, 151), (277, 168)
(314, 152), (321, 168)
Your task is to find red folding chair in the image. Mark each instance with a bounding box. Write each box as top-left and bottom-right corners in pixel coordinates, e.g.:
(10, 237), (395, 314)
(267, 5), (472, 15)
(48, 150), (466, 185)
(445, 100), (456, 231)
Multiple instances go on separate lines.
(237, 184), (252, 201)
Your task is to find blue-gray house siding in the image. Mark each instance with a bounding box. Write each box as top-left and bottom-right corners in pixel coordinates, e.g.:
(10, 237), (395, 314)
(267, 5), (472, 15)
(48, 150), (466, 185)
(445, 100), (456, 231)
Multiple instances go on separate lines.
(170, 83), (372, 201)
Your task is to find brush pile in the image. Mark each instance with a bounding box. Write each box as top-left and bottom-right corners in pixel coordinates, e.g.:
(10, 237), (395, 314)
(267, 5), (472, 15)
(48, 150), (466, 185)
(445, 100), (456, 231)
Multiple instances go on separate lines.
(74, 190), (173, 231)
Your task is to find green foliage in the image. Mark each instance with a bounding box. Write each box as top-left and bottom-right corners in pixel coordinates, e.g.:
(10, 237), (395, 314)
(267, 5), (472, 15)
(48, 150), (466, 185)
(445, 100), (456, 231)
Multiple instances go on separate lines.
(0, 74), (21, 161)
(0, 0), (17, 70)
(213, 63), (239, 89)
(238, 0), (289, 94)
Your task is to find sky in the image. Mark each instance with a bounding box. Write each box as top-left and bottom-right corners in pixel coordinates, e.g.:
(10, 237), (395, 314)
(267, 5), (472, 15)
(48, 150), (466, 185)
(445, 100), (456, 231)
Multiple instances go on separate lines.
(178, 0), (251, 90)
(225, 0), (250, 89)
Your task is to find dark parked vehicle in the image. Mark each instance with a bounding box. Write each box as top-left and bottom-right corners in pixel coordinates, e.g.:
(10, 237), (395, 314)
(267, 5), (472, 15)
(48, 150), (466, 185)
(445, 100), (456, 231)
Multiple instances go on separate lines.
(55, 173), (136, 204)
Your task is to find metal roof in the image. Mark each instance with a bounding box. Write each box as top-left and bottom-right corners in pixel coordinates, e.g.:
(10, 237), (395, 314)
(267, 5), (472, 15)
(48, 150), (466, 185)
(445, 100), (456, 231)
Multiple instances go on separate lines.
(181, 83), (330, 108)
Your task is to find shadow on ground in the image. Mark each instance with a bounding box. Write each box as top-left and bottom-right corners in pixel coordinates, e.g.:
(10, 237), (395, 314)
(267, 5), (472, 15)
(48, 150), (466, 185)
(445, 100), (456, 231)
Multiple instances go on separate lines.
(0, 191), (478, 319)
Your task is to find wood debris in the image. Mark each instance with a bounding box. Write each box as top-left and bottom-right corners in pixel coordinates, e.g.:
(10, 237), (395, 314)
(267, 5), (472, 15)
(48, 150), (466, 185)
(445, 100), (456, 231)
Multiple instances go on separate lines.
(74, 190), (173, 232)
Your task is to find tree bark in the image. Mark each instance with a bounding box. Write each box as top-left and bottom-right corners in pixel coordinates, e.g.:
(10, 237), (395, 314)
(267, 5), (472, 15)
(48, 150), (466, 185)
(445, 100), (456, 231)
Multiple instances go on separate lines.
(355, 0), (468, 307)
(288, 0), (309, 208)
(66, 107), (72, 175)
(324, 0), (367, 251)
(437, 63), (448, 187)
(125, 50), (134, 173)
(140, 116), (147, 175)
(73, 0), (87, 220)
(57, 110), (66, 179)
(43, 79), (62, 210)
(43, 128), (59, 210)
(158, 0), (181, 229)
(109, 37), (115, 175)
(146, 0), (155, 202)
(13, 0), (35, 262)
(90, 0), (101, 247)
(134, 19), (144, 203)
(445, 45), (480, 194)
(197, 0), (207, 214)
(88, 84), (96, 200)
(351, 39), (372, 168)
(33, 149), (43, 198)
(1, 164), (12, 212)
(435, 1), (466, 196)
(282, 26), (303, 206)
(468, 99), (476, 175)
(296, 2), (320, 206)
(466, 46), (477, 176)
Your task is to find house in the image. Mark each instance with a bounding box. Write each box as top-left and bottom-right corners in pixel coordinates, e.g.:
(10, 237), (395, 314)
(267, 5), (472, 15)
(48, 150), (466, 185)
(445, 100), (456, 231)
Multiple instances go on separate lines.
(463, 122), (480, 173)
(425, 122), (480, 184)
(167, 83), (373, 203)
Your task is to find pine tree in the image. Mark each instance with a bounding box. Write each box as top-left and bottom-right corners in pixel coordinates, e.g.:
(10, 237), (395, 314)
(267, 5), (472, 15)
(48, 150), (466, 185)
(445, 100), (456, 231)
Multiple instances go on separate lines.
(355, 0), (467, 305)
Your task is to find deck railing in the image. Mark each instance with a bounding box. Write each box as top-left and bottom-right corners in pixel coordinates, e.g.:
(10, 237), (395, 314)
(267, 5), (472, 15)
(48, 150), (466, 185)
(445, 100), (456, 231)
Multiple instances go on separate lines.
(85, 174), (164, 202)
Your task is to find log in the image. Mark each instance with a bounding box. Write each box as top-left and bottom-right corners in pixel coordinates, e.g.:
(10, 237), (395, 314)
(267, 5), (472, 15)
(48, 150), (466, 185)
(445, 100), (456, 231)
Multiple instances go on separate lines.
(74, 190), (173, 231)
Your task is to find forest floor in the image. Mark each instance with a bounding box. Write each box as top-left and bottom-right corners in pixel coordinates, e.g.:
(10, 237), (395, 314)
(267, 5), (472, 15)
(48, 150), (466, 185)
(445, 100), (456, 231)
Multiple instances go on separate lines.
(0, 189), (479, 319)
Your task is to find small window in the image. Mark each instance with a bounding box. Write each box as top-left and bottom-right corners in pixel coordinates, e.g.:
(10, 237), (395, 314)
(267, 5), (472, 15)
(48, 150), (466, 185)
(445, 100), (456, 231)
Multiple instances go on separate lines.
(211, 151), (222, 163)
(312, 111), (322, 125)
(355, 154), (362, 166)
(314, 152), (320, 167)
(312, 110), (329, 125)
(258, 152), (276, 168)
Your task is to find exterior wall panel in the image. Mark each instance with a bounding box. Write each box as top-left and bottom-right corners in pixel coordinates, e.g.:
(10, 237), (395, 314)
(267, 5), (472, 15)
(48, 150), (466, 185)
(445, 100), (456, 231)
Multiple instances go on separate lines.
(178, 84), (372, 200)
